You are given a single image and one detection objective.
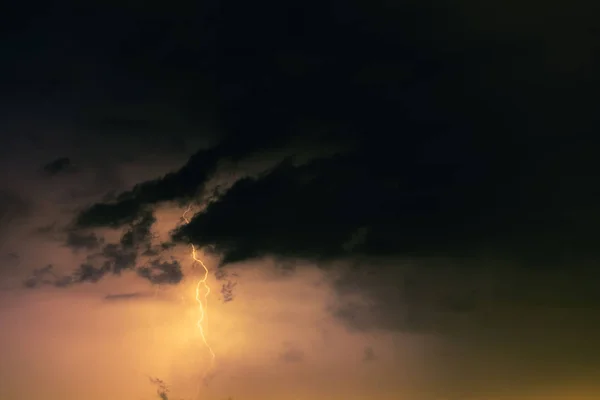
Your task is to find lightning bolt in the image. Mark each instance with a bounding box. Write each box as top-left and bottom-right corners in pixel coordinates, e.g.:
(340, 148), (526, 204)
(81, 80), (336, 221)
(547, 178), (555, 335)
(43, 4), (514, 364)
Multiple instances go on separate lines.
(182, 204), (216, 376)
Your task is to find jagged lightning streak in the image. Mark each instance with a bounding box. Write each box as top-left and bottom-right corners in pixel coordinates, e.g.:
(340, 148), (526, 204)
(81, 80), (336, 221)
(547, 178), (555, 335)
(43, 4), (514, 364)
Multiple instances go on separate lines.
(182, 204), (216, 372)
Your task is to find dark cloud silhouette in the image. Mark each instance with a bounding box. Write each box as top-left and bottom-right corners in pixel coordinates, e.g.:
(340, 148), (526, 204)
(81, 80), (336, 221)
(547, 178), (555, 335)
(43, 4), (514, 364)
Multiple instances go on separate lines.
(137, 259), (183, 285)
(148, 377), (170, 400)
(58, 2), (599, 361)
(22, 264), (74, 288)
(24, 262), (115, 289)
(170, 152), (485, 264)
(220, 280), (237, 303)
(142, 247), (160, 257)
(119, 209), (156, 249)
(97, 244), (137, 275)
(23, 265), (58, 288)
(75, 149), (223, 228)
(24, 252), (184, 289)
(330, 258), (600, 335)
(142, 241), (176, 257)
(65, 210), (157, 282)
(68, 2), (476, 231)
(4, 2), (599, 397)
(25, 209), (182, 288)
(75, 262), (111, 283)
(169, 141), (597, 267)
(70, 0), (600, 268)
(104, 292), (149, 301)
(42, 157), (74, 176)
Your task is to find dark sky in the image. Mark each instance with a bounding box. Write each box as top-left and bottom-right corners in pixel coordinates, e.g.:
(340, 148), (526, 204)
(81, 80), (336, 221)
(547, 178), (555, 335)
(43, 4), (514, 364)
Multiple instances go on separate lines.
(1, 1), (600, 399)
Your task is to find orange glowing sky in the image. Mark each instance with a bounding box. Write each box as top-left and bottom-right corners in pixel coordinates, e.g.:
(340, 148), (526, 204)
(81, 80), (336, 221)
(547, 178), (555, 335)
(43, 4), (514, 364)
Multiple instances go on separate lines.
(0, 256), (435, 400)
(1, 209), (599, 400)
(1, 0), (599, 397)
(0, 140), (599, 400)
(0, 189), (434, 400)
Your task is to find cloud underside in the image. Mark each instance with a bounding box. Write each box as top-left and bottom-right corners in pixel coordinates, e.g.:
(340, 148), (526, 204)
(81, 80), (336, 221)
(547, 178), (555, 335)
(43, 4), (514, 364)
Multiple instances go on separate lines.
(46, 0), (598, 344)
(69, 2), (597, 268)
(75, 144), (596, 269)
(6, 4), (600, 398)
(25, 210), (184, 289)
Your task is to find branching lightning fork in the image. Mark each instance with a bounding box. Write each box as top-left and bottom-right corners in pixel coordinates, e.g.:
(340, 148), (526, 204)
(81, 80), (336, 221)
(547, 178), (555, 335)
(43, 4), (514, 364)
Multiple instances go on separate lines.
(182, 205), (216, 372)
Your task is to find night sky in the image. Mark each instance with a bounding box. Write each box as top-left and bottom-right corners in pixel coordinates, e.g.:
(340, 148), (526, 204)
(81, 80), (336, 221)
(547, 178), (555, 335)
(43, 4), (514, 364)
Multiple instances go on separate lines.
(1, 1), (600, 399)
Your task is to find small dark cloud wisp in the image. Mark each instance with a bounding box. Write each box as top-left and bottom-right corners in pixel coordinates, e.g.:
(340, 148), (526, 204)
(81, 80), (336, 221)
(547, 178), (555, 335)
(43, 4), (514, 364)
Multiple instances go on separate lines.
(24, 210), (182, 289)
(104, 292), (149, 301)
(137, 259), (184, 285)
(42, 157), (74, 176)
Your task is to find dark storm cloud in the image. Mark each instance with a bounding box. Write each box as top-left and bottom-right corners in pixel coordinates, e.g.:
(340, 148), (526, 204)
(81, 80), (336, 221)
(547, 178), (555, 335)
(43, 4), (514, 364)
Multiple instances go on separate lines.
(75, 148), (222, 227)
(24, 262), (110, 288)
(172, 156), (401, 264)
(328, 259), (600, 397)
(142, 241), (177, 257)
(137, 259), (184, 285)
(71, 1), (461, 229)
(69, 0), (599, 269)
(22, 264), (73, 288)
(170, 142), (596, 267)
(24, 209), (179, 288)
(75, 262), (111, 283)
(330, 258), (600, 334)
(98, 244), (137, 275)
(119, 210), (156, 249)
(4, 2), (598, 397)
(66, 210), (157, 281)
(24, 252), (183, 288)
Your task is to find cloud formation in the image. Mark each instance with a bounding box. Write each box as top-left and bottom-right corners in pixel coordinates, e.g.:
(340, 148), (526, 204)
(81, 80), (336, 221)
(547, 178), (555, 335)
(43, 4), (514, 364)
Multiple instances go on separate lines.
(24, 209), (183, 289)
(104, 292), (150, 301)
(137, 259), (184, 285)
(69, 0), (599, 270)
(3, 1), (600, 399)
